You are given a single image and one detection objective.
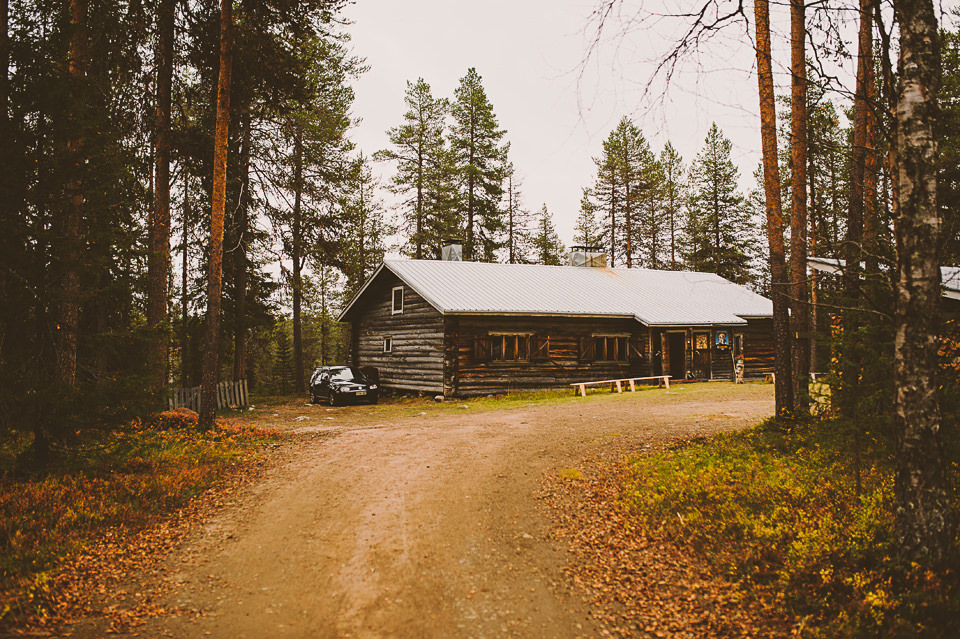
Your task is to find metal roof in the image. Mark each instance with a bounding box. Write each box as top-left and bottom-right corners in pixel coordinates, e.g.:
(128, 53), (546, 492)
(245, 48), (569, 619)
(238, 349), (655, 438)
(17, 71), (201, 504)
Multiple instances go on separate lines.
(808, 256), (960, 301)
(340, 259), (772, 326)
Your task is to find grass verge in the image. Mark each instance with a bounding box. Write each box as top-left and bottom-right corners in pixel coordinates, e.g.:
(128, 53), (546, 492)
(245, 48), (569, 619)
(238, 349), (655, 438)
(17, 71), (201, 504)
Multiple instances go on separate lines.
(619, 417), (959, 637)
(0, 409), (284, 627)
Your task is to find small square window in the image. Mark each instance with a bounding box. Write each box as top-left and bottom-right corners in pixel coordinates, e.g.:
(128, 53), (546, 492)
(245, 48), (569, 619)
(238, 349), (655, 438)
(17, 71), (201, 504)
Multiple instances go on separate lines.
(391, 286), (404, 314)
(383, 337), (393, 353)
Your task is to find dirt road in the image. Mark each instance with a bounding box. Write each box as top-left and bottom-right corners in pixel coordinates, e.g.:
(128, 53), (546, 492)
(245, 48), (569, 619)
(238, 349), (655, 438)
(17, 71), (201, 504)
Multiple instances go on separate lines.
(69, 383), (774, 639)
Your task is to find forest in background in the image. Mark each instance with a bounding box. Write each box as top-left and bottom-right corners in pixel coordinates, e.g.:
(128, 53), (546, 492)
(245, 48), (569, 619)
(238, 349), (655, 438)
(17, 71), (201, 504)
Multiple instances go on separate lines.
(0, 0), (958, 464)
(0, 1), (957, 632)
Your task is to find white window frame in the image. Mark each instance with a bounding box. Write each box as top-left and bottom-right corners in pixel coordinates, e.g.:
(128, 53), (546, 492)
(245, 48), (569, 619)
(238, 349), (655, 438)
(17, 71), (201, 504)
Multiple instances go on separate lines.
(391, 286), (404, 314)
(383, 337), (393, 353)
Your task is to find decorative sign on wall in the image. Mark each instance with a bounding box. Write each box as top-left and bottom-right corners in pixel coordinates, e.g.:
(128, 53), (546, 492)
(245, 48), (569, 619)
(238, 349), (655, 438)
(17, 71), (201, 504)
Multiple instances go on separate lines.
(715, 330), (730, 349)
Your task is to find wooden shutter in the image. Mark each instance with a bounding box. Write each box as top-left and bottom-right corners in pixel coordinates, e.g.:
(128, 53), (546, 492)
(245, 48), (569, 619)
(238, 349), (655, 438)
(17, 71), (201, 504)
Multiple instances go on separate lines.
(474, 336), (493, 362)
(531, 335), (549, 361)
(579, 336), (596, 362)
(629, 336), (645, 361)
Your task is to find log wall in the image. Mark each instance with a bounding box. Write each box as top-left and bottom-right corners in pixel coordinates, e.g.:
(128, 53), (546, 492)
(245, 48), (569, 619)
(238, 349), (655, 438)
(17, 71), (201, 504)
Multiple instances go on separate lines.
(346, 268), (776, 395)
(451, 315), (652, 396)
(350, 271), (445, 394)
(740, 317), (776, 378)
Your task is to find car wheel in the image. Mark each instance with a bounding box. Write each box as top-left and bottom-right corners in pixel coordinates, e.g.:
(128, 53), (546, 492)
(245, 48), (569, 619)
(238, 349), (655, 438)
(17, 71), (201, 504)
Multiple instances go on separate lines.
(327, 392), (337, 407)
(369, 397), (379, 405)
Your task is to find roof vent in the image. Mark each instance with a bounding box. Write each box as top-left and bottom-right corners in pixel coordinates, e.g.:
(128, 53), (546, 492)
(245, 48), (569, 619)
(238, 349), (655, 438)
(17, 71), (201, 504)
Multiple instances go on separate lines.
(569, 245), (606, 268)
(441, 239), (462, 262)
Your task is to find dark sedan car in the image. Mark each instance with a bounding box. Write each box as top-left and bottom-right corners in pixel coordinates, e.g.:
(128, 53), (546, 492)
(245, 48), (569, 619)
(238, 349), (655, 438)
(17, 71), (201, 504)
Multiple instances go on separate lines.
(309, 365), (379, 406)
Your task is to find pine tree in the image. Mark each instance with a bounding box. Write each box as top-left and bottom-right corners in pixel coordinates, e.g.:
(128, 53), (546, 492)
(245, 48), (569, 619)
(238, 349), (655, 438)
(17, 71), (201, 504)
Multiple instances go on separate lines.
(199, 0), (233, 430)
(531, 204), (566, 266)
(659, 143), (685, 269)
(637, 154), (664, 268)
(592, 140), (622, 266)
(340, 153), (391, 295)
(504, 162), (535, 263)
(754, 0), (794, 414)
(263, 27), (359, 396)
(683, 123), (756, 284)
(450, 68), (507, 262)
(147, 0), (176, 399)
(376, 78), (456, 259)
(590, 117), (659, 267)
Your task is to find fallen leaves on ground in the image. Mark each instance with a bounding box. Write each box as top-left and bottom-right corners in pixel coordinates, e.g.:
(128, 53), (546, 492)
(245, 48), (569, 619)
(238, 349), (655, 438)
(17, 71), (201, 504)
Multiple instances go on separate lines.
(2, 437), (306, 637)
(542, 438), (793, 639)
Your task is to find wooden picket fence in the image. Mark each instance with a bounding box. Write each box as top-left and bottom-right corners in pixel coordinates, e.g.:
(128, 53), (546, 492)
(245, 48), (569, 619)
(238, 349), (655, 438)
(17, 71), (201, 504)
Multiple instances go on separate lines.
(169, 379), (249, 412)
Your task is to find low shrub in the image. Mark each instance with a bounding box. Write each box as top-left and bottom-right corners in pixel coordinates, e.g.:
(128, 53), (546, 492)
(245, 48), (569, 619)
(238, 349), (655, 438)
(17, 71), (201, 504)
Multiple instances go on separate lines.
(620, 419), (959, 637)
(0, 417), (284, 624)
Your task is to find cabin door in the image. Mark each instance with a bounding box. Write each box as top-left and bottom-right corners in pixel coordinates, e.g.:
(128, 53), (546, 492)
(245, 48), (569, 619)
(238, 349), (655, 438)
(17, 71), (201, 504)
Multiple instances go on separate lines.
(667, 332), (686, 380)
(693, 332), (711, 379)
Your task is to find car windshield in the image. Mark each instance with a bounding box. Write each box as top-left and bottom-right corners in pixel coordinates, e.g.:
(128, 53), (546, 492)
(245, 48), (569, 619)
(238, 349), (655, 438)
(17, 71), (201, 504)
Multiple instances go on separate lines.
(330, 367), (365, 382)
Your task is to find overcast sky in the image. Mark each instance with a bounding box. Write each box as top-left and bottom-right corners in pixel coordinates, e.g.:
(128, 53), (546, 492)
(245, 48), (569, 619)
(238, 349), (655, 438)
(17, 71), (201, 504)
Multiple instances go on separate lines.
(339, 0), (811, 246)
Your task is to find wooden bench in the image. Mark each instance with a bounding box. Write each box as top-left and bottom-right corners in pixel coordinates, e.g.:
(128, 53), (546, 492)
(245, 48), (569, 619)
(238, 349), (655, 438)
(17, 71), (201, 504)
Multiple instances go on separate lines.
(571, 375), (671, 397)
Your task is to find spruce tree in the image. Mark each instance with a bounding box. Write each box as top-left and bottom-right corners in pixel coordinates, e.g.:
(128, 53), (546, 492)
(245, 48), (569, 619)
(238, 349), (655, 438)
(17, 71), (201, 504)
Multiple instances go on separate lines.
(450, 68), (507, 261)
(531, 204), (566, 266)
(573, 188), (603, 248)
(683, 123), (756, 284)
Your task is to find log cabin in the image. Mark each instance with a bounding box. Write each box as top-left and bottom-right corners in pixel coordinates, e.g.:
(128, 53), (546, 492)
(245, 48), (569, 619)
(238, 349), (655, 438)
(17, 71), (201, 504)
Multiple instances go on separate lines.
(338, 252), (775, 397)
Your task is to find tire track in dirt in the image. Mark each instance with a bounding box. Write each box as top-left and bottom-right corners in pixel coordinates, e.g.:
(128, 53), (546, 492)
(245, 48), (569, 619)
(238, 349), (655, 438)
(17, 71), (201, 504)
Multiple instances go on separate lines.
(67, 384), (774, 639)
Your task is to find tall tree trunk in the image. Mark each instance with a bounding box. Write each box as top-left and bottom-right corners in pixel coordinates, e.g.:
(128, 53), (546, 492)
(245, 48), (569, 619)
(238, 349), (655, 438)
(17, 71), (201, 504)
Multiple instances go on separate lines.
(892, 0), (953, 564)
(0, 0), (9, 366)
(790, 0), (810, 410)
(754, 0), (793, 414)
(0, 0), (6, 129)
(625, 172), (633, 268)
(864, 45), (880, 277)
(875, 4), (901, 229)
(508, 173), (515, 263)
(292, 131), (305, 394)
(181, 183), (191, 388)
(415, 152), (424, 259)
(839, 0), (874, 423)
(233, 102), (251, 382)
(809, 141), (821, 373)
(199, 0), (233, 430)
(466, 156), (475, 261)
(669, 174), (676, 268)
(147, 0), (175, 400)
(56, 0), (87, 393)
(609, 178), (617, 267)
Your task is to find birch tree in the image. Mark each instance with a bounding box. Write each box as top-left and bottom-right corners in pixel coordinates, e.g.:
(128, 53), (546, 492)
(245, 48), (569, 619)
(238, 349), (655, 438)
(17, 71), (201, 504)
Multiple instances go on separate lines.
(892, 0), (953, 564)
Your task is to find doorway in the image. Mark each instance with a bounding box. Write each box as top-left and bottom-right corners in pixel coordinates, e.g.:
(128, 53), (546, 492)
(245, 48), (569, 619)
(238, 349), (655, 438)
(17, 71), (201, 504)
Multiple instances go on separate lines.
(668, 332), (686, 380)
(693, 332), (712, 379)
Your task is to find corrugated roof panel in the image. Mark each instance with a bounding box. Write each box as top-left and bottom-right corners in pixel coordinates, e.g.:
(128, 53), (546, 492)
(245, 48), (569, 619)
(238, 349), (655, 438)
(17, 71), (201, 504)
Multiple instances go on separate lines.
(382, 260), (771, 325)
